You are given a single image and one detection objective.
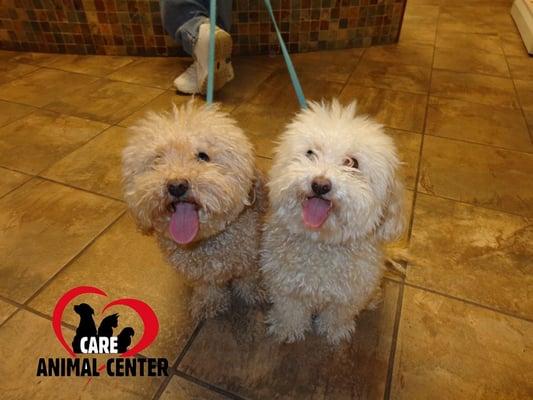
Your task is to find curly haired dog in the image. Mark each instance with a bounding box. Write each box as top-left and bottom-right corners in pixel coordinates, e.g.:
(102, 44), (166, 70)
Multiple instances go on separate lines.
(122, 101), (265, 321)
(261, 100), (404, 344)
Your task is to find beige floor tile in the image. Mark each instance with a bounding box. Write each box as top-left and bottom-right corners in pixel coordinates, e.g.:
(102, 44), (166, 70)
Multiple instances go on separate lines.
(403, 4), (440, 25)
(408, 193), (533, 318)
(0, 300), (17, 325)
(179, 280), (400, 400)
(0, 178), (124, 303)
(499, 31), (530, 57)
(425, 97), (532, 151)
(0, 99), (36, 127)
(407, 0), (441, 5)
(514, 79), (533, 130)
(507, 56), (533, 81)
(363, 43), (434, 67)
(391, 287), (533, 400)
(43, 54), (137, 77)
(160, 376), (227, 400)
(0, 310), (163, 399)
(42, 126), (127, 199)
(9, 51), (61, 65)
(29, 214), (194, 360)
(339, 84), (428, 132)
(0, 60), (40, 84)
(0, 68), (99, 107)
(418, 135), (533, 216)
(434, 47), (510, 77)
(0, 110), (109, 174)
(256, 156), (272, 176)
(213, 56), (279, 108)
(231, 104), (292, 158)
(438, 5), (516, 35)
(0, 50), (21, 62)
(45, 79), (163, 124)
(430, 70), (520, 109)
(108, 57), (189, 89)
(351, 59), (431, 94)
(118, 90), (198, 127)
(291, 47), (364, 83)
(399, 22), (437, 45)
(0, 167), (30, 197)
(249, 68), (345, 111)
(436, 31), (504, 54)
(385, 129), (422, 190)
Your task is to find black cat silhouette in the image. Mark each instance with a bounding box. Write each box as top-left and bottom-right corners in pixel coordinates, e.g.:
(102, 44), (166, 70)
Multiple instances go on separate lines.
(72, 303), (97, 353)
(97, 313), (119, 337)
(117, 327), (135, 353)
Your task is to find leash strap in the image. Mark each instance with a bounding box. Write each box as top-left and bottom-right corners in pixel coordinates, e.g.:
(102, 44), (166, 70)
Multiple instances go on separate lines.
(206, 0), (217, 104)
(263, 0), (307, 109)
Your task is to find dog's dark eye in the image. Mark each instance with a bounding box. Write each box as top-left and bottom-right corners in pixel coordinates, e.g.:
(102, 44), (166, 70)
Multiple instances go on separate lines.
(306, 150), (315, 158)
(197, 152), (210, 162)
(343, 157), (359, 169)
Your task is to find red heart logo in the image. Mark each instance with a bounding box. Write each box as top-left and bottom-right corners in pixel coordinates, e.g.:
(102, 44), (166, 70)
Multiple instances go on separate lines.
(52, 286), (159, 365)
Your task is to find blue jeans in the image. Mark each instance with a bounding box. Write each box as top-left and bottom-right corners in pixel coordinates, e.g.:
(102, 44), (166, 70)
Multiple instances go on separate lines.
(160, 0), (233, 55)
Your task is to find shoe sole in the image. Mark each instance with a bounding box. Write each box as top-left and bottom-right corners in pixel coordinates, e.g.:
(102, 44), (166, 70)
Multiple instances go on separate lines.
(199, 29), (233, 94)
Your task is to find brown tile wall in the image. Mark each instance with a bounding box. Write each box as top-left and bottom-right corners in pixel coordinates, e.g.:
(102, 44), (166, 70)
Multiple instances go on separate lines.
(0, 0), (406, 56)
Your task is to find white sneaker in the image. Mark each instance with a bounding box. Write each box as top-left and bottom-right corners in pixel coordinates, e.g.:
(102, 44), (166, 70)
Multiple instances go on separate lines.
(194, 22), (234, 94)
(174, 62), (199, 94)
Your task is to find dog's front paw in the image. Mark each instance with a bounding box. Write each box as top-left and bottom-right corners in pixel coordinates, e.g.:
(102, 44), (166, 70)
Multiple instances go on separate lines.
(266, 320), (307, 343)
(266, 310), (309, 343)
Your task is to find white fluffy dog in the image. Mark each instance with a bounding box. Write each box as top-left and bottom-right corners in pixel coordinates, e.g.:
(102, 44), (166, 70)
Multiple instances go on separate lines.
(122, 101), (265, 321)
(261, 100), (404, 344)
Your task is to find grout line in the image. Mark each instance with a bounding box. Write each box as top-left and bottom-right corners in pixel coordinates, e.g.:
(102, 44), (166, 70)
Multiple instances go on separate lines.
(37, 175), (125, 203)
(0, 162), (125, 204)
(0, 168), (32, 201)
(383, 281), (405, 400)
(174, 370), (248, 400)
(22, 209), (127, 306)
(402, 281), (533, 324)
(407, 5), (439, 243)
(0, 103), (40, 129)
(152, 321), (204, 400)
(338, 46), (367, 97)
(0, 293), (77, 331)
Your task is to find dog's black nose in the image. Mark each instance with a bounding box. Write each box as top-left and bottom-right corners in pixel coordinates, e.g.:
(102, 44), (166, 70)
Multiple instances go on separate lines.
(167, 180), (189, 198)
(311, 177), (332, 196)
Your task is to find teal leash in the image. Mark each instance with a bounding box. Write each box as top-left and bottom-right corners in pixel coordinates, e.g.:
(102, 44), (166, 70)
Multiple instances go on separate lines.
(206, 0), (217, 104)
(263, 0), (307, 109)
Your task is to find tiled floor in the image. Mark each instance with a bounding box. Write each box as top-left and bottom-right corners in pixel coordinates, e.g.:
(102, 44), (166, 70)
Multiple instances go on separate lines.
(0, 0), (532, 399)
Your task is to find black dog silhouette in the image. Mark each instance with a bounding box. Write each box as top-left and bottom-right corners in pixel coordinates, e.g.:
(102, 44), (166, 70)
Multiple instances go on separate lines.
(72, 303), (97, 353)
(117, 327), (135, 353)
(97, 313), (119, 338)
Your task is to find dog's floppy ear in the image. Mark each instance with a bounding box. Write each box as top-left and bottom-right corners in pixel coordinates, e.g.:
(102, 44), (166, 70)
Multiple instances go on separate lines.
(376, 179), (405, 242)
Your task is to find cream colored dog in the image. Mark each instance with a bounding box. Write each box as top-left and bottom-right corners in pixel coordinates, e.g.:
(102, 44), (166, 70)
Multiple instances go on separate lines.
(261, 100), (404, 344)
(122, 101), (265, 321)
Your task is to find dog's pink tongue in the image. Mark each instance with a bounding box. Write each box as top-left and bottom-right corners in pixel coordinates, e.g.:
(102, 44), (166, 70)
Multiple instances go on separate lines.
(169, 203), (199, 244)
(303, 197), (332, 228)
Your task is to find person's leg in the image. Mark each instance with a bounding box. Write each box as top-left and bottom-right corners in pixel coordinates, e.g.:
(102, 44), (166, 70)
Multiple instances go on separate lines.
(161, 0), (235, 94)
(160, 0), (208, 56)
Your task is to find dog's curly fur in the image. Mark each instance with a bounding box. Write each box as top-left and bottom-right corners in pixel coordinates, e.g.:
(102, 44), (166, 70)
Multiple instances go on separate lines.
(122, 101), (265, 321)
(261, 100), (404, 344)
